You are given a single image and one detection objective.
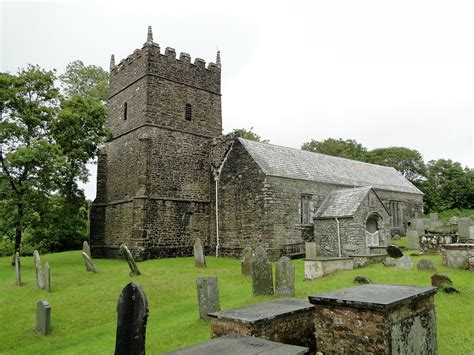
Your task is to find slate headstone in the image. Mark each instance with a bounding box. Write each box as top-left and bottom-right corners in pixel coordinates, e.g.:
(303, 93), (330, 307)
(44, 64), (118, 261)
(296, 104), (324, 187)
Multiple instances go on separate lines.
(383, 257), (397, 267)
(83, 240), (92, 259)
(305, 242), (317, 259)
(43, 262), (51, 292)
(36, 300), (51, 335)
(386, 245), (404, 258)
(431, 273), (452, 289)
(115, 282), (149, 355)
(275, 256), (295, 297)
(406, 231), (420, 250)
(240, 247), (253, 276)
(395, 255), (413, 269)
(33, 250), (45, 289)
(416, 259), (436, 272)
(82, 252), (98, 273)
(251, 246), (273, 296)
(457, 217), (472, 239)
(120, 244), (141, 276)
(15, 252), (21, 286)
(194, 238), (206, 268)
(196, 276), (220, 320)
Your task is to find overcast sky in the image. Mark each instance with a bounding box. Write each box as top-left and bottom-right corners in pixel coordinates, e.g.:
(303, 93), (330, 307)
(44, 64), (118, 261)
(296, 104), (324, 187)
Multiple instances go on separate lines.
(1, 0), (473, 200)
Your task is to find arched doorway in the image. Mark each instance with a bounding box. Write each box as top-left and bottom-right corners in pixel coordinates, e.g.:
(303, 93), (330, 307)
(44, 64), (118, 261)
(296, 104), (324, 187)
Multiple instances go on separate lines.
(366, 214), (381, 247)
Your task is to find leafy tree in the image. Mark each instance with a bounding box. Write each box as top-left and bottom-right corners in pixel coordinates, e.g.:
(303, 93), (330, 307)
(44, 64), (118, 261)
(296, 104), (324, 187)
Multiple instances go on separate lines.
(59, 60), (108, 102)
(301, 138), (367, 161)
(364, 147), (426, 184)
(232, 127), (269, 143)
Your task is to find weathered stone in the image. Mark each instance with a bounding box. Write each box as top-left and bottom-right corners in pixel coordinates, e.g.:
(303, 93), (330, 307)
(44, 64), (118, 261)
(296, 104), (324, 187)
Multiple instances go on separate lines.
(386, 245), (404, 258)
(304, 257), (354, 280)
(115, 282), (149, 355)
(82, 252), (98, 273)
(36, 300), (51, 335)
(411, 218), (426, 236)
(391, 233), (400, 240)
(196, 276), (220, 320)
(431, 273), (452, 289)
(275, 257), (295, 297)
(120, 244), (141, 276)
(457, 217), (472, 239)
(305, 242), (317, 259)
(252, 246), (273, 296)
(395, 255), (413, 269)
(416, 259), (436, 272)
(442, 243), (473, 269)
(14, 252), (21, 286)
(240, 247), (253, 276)
(83, 241), (92, 259)
(43, 262), (51, 292)
(354, 275), (371, 284)
(383, 257), (397, 266)
(33, 250), (45, 289)
(443, 287), (460, 294)
(406, 230), (420, 250)
(470, 226), (474, 239)
(430, 213), (438, 222)
(194, 238), (206, 268)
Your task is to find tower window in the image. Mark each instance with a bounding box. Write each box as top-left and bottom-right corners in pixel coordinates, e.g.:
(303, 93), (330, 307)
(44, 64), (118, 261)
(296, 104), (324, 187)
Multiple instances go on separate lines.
(183, 212), (193, 228)
(185, 104), (192, 121)
(300, 194), (312, 224)
(123, 102), (128, 120)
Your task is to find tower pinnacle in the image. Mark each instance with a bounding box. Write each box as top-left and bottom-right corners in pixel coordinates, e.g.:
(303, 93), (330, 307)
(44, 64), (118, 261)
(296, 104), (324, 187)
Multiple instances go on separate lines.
(216, 50), (221, 68)
(110, 54), (115, 70)
(147, 25), (153, 44)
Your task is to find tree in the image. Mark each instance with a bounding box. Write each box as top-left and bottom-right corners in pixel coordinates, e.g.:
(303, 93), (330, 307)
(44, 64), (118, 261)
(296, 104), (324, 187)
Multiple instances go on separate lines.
(232, 127), (269, 143)
(364, 147), (426, 184)
(301, 138), (367, 161)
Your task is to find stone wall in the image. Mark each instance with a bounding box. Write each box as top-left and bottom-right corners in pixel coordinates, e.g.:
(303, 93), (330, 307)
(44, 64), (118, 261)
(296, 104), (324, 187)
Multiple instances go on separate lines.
(420, 233), (456, 254)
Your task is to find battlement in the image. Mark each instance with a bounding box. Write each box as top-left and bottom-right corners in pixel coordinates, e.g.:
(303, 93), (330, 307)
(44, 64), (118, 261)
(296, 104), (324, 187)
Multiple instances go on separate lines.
(109, 26), (221, 97)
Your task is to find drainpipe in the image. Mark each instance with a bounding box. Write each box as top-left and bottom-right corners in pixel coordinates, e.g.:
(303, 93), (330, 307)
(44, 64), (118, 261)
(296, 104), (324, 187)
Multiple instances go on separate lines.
(215, 177), (220, 257)
(335, 217), (342, 257)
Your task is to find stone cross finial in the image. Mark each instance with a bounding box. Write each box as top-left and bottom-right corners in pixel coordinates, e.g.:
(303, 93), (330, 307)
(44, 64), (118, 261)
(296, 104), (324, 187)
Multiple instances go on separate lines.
(147, 25), (153, 43)
(216, 50), (221, 68)
(110, 54), (115, 70)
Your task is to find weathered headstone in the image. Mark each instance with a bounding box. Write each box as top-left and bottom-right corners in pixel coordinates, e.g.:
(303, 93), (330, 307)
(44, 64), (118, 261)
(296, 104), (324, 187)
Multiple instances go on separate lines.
(36, 300), (51, 335)
(406, 231), (420, 250)
(240, 247), (253, 276)
(115, 282), (149, 355)
(196, 276), (220, 320)
(431, 273), (452, 289)
(43, 262), (51, 292)
(82, 252), (98, 273)
(275, 256), (295, 297)
(14, 252), (21, 286)
(33, 250), (45, 289)
(430, 213), (438, 222)
(391, 233), (400, 241)
(386, 245), (404, 258)
(83, 240), (92, 259)
(470, 226), (474, 239)
(457, 217), (472, 239)
(252, 246), (273, 296)
(383, 257), (397, 266)
(395, 255), (413, 269)
(416, 259), (436, 272)
(305, 242), (317, 259)
(194, 238), (206, 268)
(120, 244), (141, 276)
(412, 218), (426, 236)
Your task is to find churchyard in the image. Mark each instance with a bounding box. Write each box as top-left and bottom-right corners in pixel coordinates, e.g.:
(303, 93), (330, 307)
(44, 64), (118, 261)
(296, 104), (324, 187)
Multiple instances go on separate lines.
(0, 243), (472, 354)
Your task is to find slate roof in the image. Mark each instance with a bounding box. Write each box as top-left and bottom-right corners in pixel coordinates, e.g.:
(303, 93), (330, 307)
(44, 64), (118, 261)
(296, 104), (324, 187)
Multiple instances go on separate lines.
(238, 138), (422, 195)
(314, 186), (377, 218)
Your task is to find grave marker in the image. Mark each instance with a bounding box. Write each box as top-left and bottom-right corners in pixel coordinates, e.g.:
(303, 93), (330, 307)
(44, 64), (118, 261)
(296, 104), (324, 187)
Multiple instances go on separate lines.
(252, 246), (273, 296)
(120, 244), (141, 276)
(82, 252), (98, 273)
(33, 250), (45, 289)
(305, 242), (317, 259)
(275, 256), (295, 297)
(240, 247), (253, 276)
(15, 252), (21, 286)
(406, 230), (420, 250)
(43, 262), (51, 292)
(457, 217), (472, 240)
(83, 241), (92, 259)
(36, 300), (51, 335)
(194, 238), (206, 268)
(196, 276), (220, 320)
(395, 255), (413, 269)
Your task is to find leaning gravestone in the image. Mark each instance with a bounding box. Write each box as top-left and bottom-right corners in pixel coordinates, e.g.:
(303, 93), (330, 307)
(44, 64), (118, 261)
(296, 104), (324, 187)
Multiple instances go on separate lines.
(115, 283), (149, 355)
(241, 247), (253, 276)
(406, 231), (420, 250)
(275, 256), (295, 297)
(194, 238), (206, 268)
(305, 242), (317, 259)
(82, 252), (98, 273)
(431, 273), (452, 289)
(83, 241), (92, 259)
(395, 255), (413, 269)
(417, 259), (436, 272)
(196, 276), (220, 320)
(36, 300), (51, 335)
(33, 250), (45, 289)
(386, 245), (404, 258)
(120, 244), (141, 276)
(252, 246), (273, 296)
(15, 252), (21, 286)
(43, 262), (51, 292)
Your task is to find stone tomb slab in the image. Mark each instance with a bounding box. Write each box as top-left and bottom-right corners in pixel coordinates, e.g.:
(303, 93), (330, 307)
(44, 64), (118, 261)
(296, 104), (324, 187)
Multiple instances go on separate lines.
(308, 284), (438, 354)
(208, 298), (315, 351)
(304, 257), (353, 280)
(165, 334), (308, 355)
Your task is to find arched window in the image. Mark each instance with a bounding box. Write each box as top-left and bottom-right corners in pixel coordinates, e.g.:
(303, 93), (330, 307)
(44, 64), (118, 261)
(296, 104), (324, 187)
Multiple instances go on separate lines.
(185, 103), (192, 121)
(123, 102), (128, 120)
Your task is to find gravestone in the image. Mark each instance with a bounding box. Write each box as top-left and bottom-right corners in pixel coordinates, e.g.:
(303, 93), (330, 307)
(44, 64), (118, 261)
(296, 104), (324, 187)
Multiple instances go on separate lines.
(305, 242), (317, 259)
(457, 218), (472, 239)
(417, 259), (436, 272)
(412, 218), (426, 236)
(431, 273), (452, 289)
(391, 233), (400, 241)
(406, 231), (420, 249)
(82, 252), (98, 273)
(194, 238), (206, 268)
(15, 252), (21, 286)
(395, 255), (413, 269)
(386, 245), (403, 258)
(430, 213), (438, 222)
(36, 300), (51, 335)
(240, 247), (253, 276)
(470, 226), (474, 239)
(43, 262), (51, 292)
(275, 256), (295, 297)
(115, 282), (149, 355)
(196, 276), (220, 320)
(120, 244), (141, 276)
(83, 241), (92, 259)
(33, 250), (45, 289)
(252, 246), (273, 296)
(383, 257), (397, 266)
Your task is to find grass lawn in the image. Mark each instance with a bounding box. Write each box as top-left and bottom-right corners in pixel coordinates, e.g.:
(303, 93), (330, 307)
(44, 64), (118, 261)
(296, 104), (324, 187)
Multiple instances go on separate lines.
(0, 250), (473, 354)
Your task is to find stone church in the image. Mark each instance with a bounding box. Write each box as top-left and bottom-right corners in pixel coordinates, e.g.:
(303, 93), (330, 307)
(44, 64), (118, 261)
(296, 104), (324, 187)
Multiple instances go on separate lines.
(89, 27), (424, 260)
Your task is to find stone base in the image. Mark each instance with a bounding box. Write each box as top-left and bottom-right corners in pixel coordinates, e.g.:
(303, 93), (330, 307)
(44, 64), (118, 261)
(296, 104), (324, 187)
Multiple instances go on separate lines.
(304, 257), (354, 280)
(442, 243), (474, 270)
(349, 254), (386, 268)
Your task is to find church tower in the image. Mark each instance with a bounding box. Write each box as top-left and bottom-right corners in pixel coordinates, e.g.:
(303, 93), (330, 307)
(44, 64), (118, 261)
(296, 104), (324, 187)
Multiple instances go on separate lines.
(90, 26), (222, 259)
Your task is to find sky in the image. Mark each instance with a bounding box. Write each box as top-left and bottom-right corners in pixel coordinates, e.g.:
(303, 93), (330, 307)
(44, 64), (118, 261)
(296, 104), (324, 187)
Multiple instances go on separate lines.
(1, 0), (473, 200)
